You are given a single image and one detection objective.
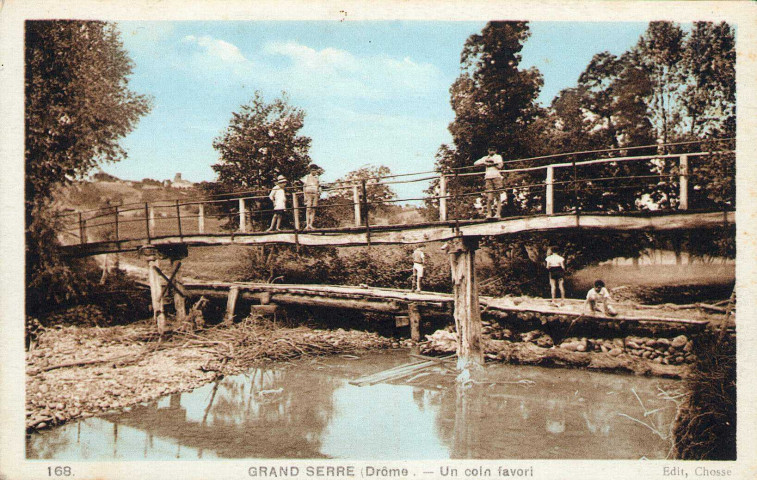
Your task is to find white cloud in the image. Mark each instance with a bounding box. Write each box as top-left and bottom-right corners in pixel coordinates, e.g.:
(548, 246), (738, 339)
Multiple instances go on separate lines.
(175, 35), (443, 101)
(182, 35), (248, 64)
(263, 40), (442, 99)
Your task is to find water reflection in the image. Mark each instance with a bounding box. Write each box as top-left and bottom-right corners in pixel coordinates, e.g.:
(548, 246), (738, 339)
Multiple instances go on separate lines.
(27, 352), (678, 460)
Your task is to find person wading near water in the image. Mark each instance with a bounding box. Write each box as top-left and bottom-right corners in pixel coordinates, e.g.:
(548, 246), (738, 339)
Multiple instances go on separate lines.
(545, 247), (566, 306)
(412, 247), (426, 292)
(584, 280), (617, 316)
(301, 164), (321, 230)
(473, 146), (505, 218)
(266, 175), (288, 232)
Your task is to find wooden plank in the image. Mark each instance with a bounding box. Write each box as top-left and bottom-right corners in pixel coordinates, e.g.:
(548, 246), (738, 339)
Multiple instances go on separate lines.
(60, 211), (735, 255)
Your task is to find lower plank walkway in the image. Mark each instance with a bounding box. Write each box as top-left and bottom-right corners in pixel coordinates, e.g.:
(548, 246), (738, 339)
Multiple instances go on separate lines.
(172, 281), (718, 332)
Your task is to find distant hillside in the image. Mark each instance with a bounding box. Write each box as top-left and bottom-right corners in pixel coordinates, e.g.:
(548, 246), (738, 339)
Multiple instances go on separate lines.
(56, 176), (198, 212)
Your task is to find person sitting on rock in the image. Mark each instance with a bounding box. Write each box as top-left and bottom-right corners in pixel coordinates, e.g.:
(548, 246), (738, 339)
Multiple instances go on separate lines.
(584, 280), (617, 316)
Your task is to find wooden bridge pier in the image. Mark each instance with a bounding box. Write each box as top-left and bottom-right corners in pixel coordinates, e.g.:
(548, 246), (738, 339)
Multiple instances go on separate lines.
(447, 236), (484, 369)
(140, 244), (189, 334)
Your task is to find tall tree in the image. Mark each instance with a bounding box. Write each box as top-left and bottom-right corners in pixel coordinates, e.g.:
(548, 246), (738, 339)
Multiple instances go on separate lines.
(26, 20), (152, 209)
(204, 92), (312, 230)
(210, 92), (311, 192)
(25, 20), (152, 313)
(432, 22), (544, 219)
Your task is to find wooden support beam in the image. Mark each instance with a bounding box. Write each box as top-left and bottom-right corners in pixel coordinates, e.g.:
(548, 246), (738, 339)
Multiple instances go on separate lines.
(149, 206), (156, 233)
(171, 259), (186, 322)
(439, 174), (448, 222)
(239, 198), (247, 232)
(270, 293), (403, 313)
(447, 236), (483, 368)
(545, 166), (555, 215)
(408, 303), (422, 342)
(224, 286), (240, 325)
(147, 257), (167, 334)
(679, 155), (689, 210)
(198, 204), (205, 234)
(353, 184), (361, 227)
(154, 262), (189, 299)
(62, 211), (735, 255)
(292, 192), (301, 231)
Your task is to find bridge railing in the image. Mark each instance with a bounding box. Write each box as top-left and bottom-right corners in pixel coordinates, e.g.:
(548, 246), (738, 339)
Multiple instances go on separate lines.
(55, 149), (734, 248)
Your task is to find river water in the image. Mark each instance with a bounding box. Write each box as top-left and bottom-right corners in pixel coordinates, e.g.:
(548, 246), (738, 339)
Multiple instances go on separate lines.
(27, 350), (680, 460)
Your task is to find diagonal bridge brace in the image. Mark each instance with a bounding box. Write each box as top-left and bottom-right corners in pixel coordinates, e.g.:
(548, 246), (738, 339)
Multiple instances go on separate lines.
(153, 262), (189, 300)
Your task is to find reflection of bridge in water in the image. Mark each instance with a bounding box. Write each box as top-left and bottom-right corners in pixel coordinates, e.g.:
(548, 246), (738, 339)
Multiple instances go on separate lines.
(55, 150), (735, 366)
(27, 355), (680, 459)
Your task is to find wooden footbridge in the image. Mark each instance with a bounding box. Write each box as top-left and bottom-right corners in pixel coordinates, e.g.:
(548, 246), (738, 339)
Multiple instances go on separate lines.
(56, 149), (735, 368)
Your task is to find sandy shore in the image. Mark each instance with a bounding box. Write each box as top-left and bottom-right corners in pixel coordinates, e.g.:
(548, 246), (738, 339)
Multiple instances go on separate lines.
(25, 321), (399, 432)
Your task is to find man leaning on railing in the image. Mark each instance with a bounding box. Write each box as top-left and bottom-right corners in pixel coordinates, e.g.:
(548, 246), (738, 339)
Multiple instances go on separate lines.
(474, 146), (504, 219)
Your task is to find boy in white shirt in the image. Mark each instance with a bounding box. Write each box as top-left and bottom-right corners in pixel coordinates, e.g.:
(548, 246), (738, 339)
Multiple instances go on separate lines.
(584, 280), (617, 316)
(473, 147), (505, 218)
(266, 175), (288, 232)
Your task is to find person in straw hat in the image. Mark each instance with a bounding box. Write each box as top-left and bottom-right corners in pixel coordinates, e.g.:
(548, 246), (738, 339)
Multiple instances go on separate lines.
(267, 175), (288, 231)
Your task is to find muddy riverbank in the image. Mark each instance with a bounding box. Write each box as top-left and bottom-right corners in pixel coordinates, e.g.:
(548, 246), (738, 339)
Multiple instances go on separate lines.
(25, 319), (402, 432)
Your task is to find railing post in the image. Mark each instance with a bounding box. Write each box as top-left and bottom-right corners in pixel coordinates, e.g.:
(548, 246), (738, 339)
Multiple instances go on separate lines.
(679, 155), (689, 210)
(292, 191), (301, 231)
(439, 174), (448, 222)
(545, 166), (555, 215)
(78, 213), (85, 245)
(239, 198), (246, 232)
(353, 184), (361, 227)
(198, 203), (205, 234)
(149, 205), (156, 235)
(361, 179), (369, 227)
(175, 200), (182, 238)
(114, 206), (119, 243)
(144, 203), (151, 242)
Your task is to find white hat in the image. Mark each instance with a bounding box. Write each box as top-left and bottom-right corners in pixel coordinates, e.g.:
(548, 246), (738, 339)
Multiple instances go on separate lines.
(276, 175), (287, 183)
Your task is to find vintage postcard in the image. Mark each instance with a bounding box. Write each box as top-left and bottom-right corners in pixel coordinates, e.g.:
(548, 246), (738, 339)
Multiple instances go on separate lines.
(1, 0), (755, 479)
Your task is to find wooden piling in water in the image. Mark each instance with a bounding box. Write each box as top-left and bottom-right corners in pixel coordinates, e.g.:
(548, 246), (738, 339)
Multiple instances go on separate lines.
(408, 303), (421, 342)
(447, 236), (483, 367)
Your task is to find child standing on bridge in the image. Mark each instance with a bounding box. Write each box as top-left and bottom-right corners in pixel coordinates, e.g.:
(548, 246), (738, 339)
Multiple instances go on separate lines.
(302, 164), (321, 230)
(474, 147), (505, 219)
(412, 247), (426, 292)
(266, 175), (288, 232)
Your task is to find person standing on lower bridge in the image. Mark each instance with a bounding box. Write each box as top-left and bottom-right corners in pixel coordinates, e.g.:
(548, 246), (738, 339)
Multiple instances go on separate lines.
(474, 146), (504, 219)
(267, 175), (288, 232)
(302, 164), (321, 230)
(412, 246), (426, 292)
(545, 247), (566, 306)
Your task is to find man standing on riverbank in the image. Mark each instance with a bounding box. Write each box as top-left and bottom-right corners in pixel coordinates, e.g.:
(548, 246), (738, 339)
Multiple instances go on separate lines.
(474, 147), (505, 218)
(545, 247), (566, 305)
(412, 247), (426, 292)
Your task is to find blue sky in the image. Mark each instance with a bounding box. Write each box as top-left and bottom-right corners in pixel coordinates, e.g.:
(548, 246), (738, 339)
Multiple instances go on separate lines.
(106, 21), (648, 199)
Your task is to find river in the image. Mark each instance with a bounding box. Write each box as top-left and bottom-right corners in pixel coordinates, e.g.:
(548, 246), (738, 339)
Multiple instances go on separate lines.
(27, 350), (680, 460)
